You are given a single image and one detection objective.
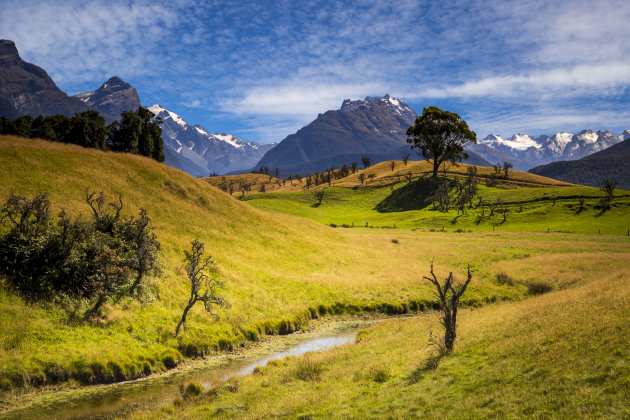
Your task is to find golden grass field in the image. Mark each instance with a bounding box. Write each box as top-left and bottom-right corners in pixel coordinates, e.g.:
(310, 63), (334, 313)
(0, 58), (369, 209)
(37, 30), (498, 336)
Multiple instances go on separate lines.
(1, 135), (629, 418)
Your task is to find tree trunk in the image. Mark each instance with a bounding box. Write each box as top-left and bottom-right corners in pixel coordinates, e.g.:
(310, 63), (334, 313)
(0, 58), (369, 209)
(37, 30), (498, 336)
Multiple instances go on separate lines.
(86, 294), (107, 319)
(432, 159), (440, 179)
(175, 302), (193, 336)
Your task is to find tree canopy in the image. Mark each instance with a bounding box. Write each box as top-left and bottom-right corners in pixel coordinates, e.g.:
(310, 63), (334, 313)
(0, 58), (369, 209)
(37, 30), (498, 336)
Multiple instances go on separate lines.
(406, 106), (477, 178)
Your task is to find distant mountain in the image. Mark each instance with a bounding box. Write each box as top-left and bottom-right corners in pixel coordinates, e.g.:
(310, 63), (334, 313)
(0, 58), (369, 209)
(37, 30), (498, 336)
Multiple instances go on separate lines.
(148, 105), (275, 176)
(73, 76), (140, 123)
(467, 130), (625, 171)
(255, 94), (488, 175)
(0, 39), (87, 118)
(529, 137), (630, 190)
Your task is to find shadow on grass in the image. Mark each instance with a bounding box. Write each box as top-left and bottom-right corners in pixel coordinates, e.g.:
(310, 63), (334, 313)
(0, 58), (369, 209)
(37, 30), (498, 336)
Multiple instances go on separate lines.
(407, 352), (444, 384)
(375, 177), (443, 213)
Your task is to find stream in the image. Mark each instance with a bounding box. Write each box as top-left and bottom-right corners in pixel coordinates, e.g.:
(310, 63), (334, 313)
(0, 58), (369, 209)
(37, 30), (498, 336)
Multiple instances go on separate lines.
(2, 319), (375, 419)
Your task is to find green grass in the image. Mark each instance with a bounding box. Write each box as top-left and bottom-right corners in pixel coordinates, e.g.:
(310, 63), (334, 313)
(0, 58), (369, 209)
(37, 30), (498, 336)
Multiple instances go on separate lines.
(242, 171), (630, 235)
(135, 252), (630, 419)
(0, 136), (536, 397)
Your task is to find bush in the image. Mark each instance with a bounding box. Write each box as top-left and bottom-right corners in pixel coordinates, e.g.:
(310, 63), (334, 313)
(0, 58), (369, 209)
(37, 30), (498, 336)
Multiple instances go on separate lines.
(369, 366), (391, 383)
(181, 382), (203, 399)
(495, 272), (516, 286)
(0, 192), (160, 316)
(526, 281), (553, 295)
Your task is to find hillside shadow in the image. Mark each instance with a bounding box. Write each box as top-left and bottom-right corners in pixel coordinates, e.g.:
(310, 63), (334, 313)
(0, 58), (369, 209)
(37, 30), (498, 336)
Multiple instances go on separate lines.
(375, 177), (441, 213)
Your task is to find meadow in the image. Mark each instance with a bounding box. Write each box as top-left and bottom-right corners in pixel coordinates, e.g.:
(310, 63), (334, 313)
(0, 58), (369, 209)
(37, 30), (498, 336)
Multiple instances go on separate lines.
(1, 135), (629, 418)
(235, 160), (630, 235)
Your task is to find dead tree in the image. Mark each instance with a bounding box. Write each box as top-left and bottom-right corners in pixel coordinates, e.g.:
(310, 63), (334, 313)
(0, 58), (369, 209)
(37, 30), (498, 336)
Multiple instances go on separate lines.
(176, 239), (230, 336)
(502, 161), (513, 179)
(423, 262), (472, 354)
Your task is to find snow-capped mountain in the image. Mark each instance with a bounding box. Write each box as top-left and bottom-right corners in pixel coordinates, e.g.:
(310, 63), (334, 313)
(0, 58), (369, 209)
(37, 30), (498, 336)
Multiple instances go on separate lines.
(254, 94), (488, 175)
(148, 105), (275, 176)
(467, 130), (626, 170)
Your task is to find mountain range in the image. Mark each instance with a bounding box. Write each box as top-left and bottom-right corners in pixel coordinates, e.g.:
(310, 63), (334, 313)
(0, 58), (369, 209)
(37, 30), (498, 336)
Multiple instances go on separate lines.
(529, 138), (630, 190)
(148, 105), (275, 176)
(2, 38), (628, 183)
(254, 94), (489, 175)
(467, 130), (629, 171)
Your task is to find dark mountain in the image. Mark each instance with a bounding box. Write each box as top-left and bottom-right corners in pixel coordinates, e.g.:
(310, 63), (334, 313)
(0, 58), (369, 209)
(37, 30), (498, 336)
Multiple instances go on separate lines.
(0, 39), (88, 118)
(73, 76), (140, 123)
(148, 105), (276, 176)
(255, 95), (415, 174)
(254, 94), (488, 175)
(529, 138), (630, 190)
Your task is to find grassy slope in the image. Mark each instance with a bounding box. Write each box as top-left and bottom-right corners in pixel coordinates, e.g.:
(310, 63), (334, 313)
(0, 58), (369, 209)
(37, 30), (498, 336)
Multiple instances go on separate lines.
(139, 248), (630, 419)
(0, 136), (529, 393)
(240, 160), (630, 234)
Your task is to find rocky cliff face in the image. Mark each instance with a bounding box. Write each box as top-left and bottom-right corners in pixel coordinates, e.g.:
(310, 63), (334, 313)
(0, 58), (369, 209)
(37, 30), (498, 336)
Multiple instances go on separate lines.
(0, 39), (88, 118)
(73, 76), (140, 123)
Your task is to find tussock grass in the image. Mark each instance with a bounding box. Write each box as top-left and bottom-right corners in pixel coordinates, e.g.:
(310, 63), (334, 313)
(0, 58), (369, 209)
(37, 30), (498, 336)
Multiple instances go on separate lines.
(0, 135), (535, 395)
(135, 253), (630, 419)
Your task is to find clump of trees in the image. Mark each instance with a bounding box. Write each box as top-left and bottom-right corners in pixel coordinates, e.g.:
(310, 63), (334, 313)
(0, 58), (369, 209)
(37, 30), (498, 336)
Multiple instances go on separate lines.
(0, 107), (164, 162)
(0, 191), (160, 317)
(176, 239), (230, 336)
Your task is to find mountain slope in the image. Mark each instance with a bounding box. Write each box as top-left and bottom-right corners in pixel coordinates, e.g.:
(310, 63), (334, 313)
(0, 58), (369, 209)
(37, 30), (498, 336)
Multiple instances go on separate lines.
(73, 76), (140, 123)
(529, 139), (630, 189)
(148, 104), (275, 176)
(255, 95), (418, 174)
(0, 39), (88, 117)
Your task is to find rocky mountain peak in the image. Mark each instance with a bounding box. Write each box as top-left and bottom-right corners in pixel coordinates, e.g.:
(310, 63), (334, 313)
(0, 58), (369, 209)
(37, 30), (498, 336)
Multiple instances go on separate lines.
(0, 40), (20, 66)
(73, 76), (140, 122)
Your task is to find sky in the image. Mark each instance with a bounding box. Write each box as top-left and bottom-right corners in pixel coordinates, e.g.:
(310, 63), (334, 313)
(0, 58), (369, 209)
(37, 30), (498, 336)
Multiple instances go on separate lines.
(2, 0), (630, 143)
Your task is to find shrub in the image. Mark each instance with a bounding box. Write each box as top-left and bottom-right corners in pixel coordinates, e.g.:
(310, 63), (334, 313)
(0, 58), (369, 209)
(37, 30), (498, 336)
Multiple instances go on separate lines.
(495, 272), (516, 286)
(369, 366), (391, 383)
(526, 281), (553, 295)
(181, 382), (203, 399)
(162, 349), (182, 369)
(0, 192), (159, 316)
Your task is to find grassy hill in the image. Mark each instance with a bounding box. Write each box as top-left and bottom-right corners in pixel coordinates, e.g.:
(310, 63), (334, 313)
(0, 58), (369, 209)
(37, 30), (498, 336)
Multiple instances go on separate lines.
(0, 136), (534, 397)
(237, 160), (630, 235)
(2, 135), (630, 418)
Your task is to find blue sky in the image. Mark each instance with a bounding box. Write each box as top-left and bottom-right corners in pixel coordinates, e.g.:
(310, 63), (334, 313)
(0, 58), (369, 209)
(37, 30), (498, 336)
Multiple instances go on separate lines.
(2, 0), (629, 143)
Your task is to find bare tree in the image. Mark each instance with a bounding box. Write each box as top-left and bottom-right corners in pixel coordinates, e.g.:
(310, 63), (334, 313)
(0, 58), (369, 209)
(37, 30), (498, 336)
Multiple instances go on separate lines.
(600, 179), (616, 209)
(423, 262), (472, 354)
(176, 239), (229, 336)
(351, 162), (358, 173)
(358, 173), (366, 185)
(502, 161), (513, 179)
(361, 156), (372, 168)
(390, 161), (396, 172)
(402, 153), (410, 166)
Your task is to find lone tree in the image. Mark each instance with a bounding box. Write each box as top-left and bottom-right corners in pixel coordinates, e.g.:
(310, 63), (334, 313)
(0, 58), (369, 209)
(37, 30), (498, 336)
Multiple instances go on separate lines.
(407, 106), (476, 179)
(601, 179), (616, 209)
(503, 161), (514, 179)
(423, 261), (472, 354)
(361, 156), (372, 169)
(176, 239), (230, 336)
(314, 188), (326, 205)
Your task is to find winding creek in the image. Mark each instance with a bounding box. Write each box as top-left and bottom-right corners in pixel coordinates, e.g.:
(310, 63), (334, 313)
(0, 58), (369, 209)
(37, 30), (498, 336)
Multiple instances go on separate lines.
(2, 319), (380, 419)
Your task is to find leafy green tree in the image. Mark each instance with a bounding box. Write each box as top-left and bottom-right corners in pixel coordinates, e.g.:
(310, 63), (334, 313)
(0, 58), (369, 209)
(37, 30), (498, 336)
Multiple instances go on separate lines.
(406, 106), (477, 179)
(108, 110), (142, 153)
(68, 111), (108, 149)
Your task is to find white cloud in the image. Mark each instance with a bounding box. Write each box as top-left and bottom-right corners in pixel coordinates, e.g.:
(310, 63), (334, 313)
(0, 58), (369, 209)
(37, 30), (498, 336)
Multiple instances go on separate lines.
(419, 63), (630, 99)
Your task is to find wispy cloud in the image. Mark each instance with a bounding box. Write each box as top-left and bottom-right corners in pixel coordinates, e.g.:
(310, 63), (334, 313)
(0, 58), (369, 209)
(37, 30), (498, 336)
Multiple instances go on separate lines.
(1, 0), (629, 142)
